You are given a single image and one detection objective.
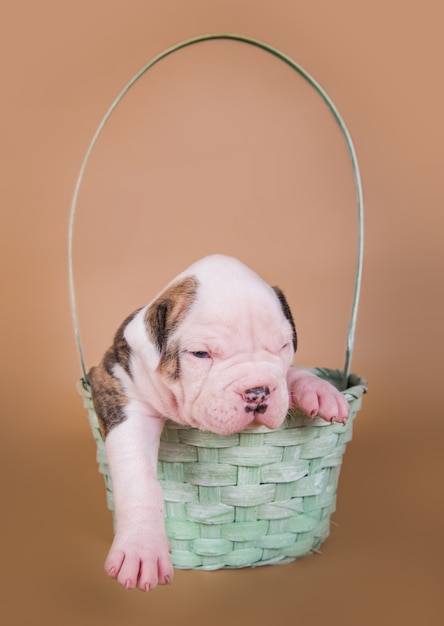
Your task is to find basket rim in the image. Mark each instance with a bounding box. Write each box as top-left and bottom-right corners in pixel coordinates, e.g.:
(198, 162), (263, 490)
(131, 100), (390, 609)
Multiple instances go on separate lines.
(77, 366), (367, 437)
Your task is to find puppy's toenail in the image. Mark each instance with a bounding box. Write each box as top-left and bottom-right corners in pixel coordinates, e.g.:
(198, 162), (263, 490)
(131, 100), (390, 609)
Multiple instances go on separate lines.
(124, 579), (132, 590)
(165, 575), (171, 585)
(144, 583), (151, 592)
(107, 566), (116, 577)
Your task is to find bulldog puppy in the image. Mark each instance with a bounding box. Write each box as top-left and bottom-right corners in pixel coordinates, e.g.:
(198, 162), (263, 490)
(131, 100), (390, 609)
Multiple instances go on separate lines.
(88, 254), (349, 591)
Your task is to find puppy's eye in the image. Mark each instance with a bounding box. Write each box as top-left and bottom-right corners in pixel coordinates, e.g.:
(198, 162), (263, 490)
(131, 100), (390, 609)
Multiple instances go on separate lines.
(281, 343), (290, 351)
(191, 351), (210, 359)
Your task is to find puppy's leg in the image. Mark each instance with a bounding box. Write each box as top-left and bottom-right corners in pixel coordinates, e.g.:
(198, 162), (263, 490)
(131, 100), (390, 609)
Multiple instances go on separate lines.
(103, 406), (173, 591)
(287, 367), (349, 424)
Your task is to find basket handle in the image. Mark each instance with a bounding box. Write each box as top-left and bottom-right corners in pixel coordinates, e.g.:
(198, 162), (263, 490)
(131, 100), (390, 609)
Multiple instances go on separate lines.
(68, 33), (364, 387)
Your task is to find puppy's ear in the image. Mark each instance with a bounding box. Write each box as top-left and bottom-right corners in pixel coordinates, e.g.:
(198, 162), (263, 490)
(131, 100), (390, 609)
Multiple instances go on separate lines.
(145, 276), (198, 352)
(272, 286), (297, 351)
(151, 300), (170, 352)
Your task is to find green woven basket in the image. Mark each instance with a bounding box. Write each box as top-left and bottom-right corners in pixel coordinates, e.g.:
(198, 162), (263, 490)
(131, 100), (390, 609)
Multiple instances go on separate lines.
(77, 370), (366, 570)
(69, 34), (367, 571)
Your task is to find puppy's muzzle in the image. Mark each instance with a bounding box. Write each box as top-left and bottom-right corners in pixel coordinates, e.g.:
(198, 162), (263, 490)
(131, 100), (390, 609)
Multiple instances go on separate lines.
(242, 386), (270, 414)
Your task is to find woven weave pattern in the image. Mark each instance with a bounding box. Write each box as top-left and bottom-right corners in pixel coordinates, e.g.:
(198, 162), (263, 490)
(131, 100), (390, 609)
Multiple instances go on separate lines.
(79, 369), (366, 570)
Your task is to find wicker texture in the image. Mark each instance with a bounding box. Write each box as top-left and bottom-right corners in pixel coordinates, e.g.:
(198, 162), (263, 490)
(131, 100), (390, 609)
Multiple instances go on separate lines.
(78, 368), (367, 570)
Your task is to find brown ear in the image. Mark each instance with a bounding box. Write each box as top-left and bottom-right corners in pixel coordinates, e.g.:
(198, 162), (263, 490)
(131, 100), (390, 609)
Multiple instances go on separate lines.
(145, 275), (198, 353)
(272, 286), (297, 351)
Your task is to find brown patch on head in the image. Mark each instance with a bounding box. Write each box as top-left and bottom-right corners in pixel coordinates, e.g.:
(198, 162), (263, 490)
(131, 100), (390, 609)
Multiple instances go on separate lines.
(145, 275), (198, 379)
(158, 340), (181, 380)
(272, 286), (297, 351)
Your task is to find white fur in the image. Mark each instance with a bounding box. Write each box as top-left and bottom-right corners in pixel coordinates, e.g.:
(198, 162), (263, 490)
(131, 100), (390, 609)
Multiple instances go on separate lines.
(96, 255), (349, 591)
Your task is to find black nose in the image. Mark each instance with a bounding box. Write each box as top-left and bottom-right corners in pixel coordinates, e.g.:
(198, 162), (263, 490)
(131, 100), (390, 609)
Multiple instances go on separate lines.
(242, 386), (270, 403)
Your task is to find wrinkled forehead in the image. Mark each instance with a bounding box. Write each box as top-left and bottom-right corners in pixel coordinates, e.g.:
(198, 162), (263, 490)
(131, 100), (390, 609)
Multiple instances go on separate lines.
(176, 279), (293, 348)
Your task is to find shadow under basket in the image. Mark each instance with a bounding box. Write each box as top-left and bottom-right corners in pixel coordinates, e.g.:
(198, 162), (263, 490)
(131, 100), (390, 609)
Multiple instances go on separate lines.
(78, 367), (367, 571)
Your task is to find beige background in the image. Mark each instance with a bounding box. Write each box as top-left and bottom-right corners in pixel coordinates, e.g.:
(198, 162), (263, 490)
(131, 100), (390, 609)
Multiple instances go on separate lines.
(1, 1), (443, 624)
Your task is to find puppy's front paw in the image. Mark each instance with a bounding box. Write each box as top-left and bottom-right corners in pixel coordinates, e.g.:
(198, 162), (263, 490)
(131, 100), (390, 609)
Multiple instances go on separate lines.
(105, 527), (173, 591)
(288, 369), (349, 424)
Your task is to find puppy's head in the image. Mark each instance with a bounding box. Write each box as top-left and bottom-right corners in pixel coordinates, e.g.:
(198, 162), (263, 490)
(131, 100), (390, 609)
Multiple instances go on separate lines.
(145, 255), (296, 434)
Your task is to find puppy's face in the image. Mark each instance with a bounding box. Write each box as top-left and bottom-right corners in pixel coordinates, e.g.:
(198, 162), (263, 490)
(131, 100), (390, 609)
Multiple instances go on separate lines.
(145, 256), (296, 434)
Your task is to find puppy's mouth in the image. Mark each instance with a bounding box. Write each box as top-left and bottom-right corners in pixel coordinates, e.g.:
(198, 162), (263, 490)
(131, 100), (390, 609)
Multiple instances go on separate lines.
(244, 407), (274, 430)
(243, 411), (281, 431)
(242, 401), (289, 431)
